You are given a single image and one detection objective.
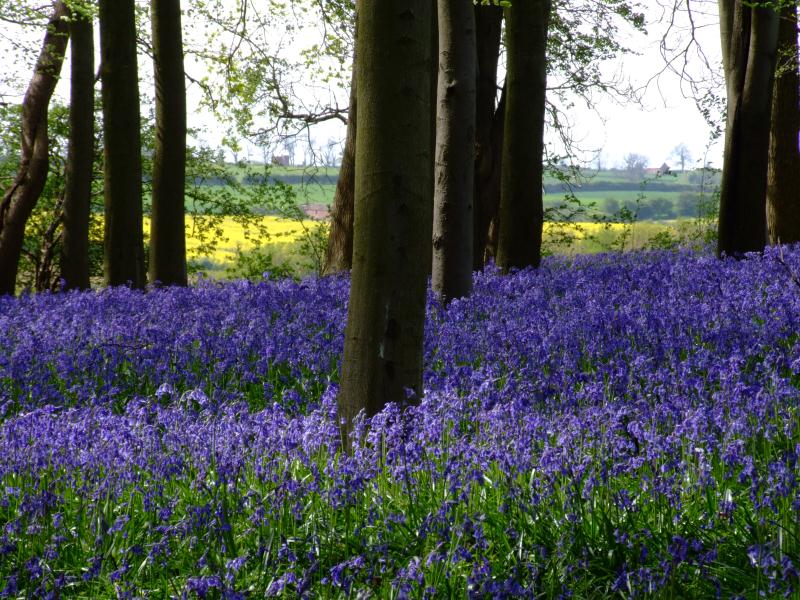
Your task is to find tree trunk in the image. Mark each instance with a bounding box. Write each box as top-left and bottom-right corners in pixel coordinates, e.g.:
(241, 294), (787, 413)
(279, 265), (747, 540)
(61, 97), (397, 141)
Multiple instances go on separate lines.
(0, 1), (69, 296)
(496, 0), (550, 272)
(61, 7), (94, 291)
(338, 0), (434, 447)
(481, 85), (505, 265)
(432, 0), (476, 301)
(472, 4), (503, 270)
(322, 37), (357, 276)
(149, 0), (187, 286)
(426, 5), (438, 279)
(99, 0), (146, 288)
(766, 6), (800, 245)
(717, 1), (779, 256)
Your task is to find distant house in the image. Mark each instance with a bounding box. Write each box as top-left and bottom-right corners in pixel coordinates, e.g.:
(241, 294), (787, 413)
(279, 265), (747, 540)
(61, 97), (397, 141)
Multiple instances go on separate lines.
(302, 203), (330, 219)
(271, 155), (291, 167)
(644, 163), (672, 177)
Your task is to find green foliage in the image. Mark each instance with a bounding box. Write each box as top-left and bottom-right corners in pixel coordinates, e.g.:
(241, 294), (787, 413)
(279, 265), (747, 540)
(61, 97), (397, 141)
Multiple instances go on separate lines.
(1, 96), (323, 289)
(225, 245), (297, 281)
(546, 0), (647, 101)
(184, 0), (354, 144)
(63, 0), (96, 20)
(1, 101), (105, 292)
(222, 213), (329, 281)
(0, 104), (21, 182)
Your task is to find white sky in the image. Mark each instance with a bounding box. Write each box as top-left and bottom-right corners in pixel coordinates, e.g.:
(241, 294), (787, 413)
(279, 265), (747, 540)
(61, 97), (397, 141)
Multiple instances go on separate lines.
(0, 0), (725, 170)
(543, 0), (724, 169)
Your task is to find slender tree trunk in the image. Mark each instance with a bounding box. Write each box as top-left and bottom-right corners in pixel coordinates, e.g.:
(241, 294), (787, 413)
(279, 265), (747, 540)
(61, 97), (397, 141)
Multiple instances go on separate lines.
(424, 5), (438, 279)
(338, 0), (434, 447)
(149, 0), (187, 286)
(61, 7), (94, 291)
(717, 1), (779, 256)
(0, 1), (69, 295)
(472, 4), (503, 270)
(767, 6), (800, 245)
(99, 0), (145, 288)
(322, 38), (357, 275)
(496, 0), (550, 272)
(481, 85), (505, 265)
(432, 0), (476, 301)
(36, 205), (62, 291)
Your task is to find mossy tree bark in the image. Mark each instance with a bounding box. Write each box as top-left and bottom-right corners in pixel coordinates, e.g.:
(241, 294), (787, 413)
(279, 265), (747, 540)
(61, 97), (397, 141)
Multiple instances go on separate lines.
(766, 6), (800, 246)
(717, 0), (779, 256)
(99, 0), (146, 288)
(496, 0), (550, 272)
(149, 0), (187, 286)
(61, 6), (94, 291)
(432, 0), (476, 301)
(0, 1), (69, 295)
(338, 1), (434, 448)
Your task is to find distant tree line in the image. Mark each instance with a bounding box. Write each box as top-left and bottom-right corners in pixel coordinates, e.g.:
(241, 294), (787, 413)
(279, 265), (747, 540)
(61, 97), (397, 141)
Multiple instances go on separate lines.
(599, 195), (716, 221)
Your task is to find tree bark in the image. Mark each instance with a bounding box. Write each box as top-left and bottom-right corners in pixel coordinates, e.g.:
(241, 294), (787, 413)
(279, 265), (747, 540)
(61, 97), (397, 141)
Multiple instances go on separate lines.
(483, 85), (506, 264)
(766, 6), (800, 245)
(426, 5), (438, 278)
(0, 1), (69, 295)
(338, 0), (434, 447)
(432, 0), (476, 301)
(717, 1), (779, 256)
(149, 0), (187, 286)
(99, 0), (146, 288)
(61, 6), (94, 291)
(472, 4), (503, 270)
(496, 0), (550, 272)
(322, 33), (357, 276)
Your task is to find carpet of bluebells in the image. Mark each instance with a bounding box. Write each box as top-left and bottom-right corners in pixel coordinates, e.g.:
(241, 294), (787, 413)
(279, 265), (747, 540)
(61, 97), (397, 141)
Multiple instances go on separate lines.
(1, 248), (799, 599)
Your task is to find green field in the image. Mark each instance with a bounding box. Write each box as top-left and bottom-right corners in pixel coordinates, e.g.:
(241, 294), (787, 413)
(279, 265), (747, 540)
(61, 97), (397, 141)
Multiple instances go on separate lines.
(541, 166), (715, 187)
(225, 163), (340, 179)
(294, 183), (337, 205)
(544, 190), (716, 221)
(191, 163), (720, 223)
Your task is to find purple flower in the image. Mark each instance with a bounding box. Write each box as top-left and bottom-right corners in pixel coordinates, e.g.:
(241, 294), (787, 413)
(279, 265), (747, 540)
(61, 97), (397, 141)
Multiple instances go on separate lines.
(186, 574), (223, 598)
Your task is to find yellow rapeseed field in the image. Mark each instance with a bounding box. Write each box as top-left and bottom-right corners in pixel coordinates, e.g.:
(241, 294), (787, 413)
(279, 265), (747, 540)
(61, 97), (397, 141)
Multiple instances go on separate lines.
(178, 217), (675, 264)
(89, 215), (683, 275)
(185, 215), (319, 263)
(544, 221), (625, 239)
(140, 215), (322, 265)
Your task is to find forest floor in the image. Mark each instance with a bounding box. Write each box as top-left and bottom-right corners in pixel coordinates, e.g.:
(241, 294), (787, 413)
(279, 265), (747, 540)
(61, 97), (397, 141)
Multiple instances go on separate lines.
(1, 247), (796, 597)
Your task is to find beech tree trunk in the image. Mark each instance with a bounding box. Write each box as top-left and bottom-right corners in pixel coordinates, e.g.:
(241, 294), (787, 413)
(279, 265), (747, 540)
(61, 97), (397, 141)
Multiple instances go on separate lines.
(322, 43), (357, 276)
(766, 6), (800, 245)
(432, 0), (476, 301)
(61, 7), (94, 291)
(149, 0), (187, 286)
(322, 5), (475, 280)
(496, 0), (550, 272)
(338, 0), (434, 446)
(425, 5), (438, 278)
(0, 1), (69, 295)
(717, 0), (779, 256)
(99, 0), (146, 288)
(472, 4), (503, 270)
